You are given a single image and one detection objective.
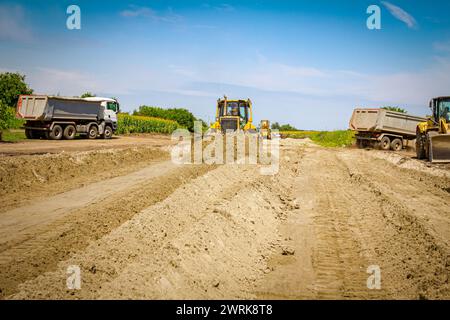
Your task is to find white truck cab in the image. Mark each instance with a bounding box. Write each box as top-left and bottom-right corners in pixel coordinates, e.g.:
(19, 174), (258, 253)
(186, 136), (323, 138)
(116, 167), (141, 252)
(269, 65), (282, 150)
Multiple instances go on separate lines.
(82, 97), (120, 131)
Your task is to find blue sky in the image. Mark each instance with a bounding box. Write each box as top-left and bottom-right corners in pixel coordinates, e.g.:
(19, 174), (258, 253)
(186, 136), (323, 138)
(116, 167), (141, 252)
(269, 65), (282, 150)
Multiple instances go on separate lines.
(1, 0), (450, 129)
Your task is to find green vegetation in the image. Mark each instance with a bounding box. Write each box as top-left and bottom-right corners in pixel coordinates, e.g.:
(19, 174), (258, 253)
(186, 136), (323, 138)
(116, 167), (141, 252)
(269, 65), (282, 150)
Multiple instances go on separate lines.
(0, 72), (33, 106)
(382, 106), (407, 113)
(0, 73), (32, 141)
(134, 106), (202, 132)
(1, 130), (26, 142)
(271, 122), (298, 131)
(281, 130), (355, 147)
(117, 114), (182, 134)
(80, 92), (96, 98)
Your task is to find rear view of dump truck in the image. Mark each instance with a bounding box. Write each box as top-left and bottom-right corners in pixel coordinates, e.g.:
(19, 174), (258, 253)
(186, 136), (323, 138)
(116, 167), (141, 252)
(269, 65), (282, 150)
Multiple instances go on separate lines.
(349, 108), (427, 151)
(16, 95), (119, 140)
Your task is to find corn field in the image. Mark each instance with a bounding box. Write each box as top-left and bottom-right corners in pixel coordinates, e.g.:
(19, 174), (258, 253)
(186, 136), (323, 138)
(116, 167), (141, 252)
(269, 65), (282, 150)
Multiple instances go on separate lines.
(117, 114), (182, 134)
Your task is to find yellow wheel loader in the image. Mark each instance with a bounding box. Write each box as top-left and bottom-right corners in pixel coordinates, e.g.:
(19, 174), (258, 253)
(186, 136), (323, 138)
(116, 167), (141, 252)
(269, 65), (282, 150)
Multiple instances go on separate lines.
(416, 96), (450, 163)
(210, 96), (256, 133)
(259, 120), (272, 139)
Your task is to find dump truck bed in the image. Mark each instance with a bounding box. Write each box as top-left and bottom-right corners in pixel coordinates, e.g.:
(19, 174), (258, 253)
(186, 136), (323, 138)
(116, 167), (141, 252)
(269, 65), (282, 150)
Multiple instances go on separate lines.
(349, 108), (427, 138)
(17, 95), (103, 121)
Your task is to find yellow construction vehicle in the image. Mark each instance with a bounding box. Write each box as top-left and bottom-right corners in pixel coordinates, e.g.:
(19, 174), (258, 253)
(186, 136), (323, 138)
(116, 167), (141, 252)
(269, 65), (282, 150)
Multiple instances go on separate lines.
(416, 96), (450, 163)
(210, 96), (256, 133)
(259, 120), (271, 139)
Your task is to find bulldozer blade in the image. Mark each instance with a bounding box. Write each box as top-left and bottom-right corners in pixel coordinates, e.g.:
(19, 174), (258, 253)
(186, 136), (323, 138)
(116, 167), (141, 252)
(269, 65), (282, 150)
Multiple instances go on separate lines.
(429, 134), (450, 163)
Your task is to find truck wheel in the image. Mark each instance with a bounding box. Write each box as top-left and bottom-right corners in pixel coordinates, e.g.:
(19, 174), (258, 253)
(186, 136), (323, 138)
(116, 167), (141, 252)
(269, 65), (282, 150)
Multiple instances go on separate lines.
(63, 125), (76, 140)
(25, 129), (33, 139)
(49, 125), (63, 140)
(88, 125), (98, 139)
(380, 136), (391, 150)
(416, 133), (426, 159)
(390, 138), (403, 151)
(102, 125), (113, 139)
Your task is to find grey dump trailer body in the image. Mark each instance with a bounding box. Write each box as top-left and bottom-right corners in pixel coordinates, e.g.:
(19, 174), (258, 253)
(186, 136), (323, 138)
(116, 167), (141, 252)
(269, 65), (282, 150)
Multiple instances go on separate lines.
(17, 95), (117, 140)
(18, 96), (103, 121)
(349, 108), (427, 150)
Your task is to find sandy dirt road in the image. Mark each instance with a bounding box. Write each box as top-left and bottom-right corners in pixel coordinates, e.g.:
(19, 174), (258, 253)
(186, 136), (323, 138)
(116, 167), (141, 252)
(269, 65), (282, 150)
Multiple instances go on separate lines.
(0, 137), (449, 299)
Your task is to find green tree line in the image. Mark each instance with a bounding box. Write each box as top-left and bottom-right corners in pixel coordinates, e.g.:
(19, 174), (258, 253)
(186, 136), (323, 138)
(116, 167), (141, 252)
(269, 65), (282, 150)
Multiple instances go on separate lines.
(0, 72), (33, 140)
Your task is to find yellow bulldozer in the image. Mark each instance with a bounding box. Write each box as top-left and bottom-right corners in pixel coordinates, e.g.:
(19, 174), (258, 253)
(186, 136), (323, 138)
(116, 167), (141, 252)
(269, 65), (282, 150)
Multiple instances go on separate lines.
(416, 96), (450, 163)
(210, 96), (256, 133)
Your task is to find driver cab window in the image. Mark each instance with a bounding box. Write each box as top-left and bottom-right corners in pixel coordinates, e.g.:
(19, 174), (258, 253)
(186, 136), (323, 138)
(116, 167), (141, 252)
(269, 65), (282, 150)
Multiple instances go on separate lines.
(439, 101), (450, 121)
(107, 102), (118, 112)
(239, 102), (248, 122)
(226, 102), (239, 116)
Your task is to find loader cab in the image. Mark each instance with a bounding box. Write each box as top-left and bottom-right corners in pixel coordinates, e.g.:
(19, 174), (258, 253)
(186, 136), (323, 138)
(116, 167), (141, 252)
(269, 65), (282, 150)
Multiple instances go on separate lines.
(430, 97), (450, 123)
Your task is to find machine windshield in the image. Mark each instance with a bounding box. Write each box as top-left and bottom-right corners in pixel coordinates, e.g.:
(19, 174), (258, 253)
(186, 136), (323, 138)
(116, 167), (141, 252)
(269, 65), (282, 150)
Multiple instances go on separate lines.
(439, 100), (450, 122)
(107, 102), (119, 113)
(225, 101), (249, 123)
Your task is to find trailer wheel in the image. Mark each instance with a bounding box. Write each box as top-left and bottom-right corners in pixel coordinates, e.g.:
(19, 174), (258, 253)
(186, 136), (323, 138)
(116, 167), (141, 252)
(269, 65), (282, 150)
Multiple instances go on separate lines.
(49, 125), (63, 140)
(63, 125), (76, 140)
(380, 136), (391, 150)
(25, 129), (33, 139)
(101, 125), (113, 139)
(88, 125), (98, 139)
(390, 138), (403, 151)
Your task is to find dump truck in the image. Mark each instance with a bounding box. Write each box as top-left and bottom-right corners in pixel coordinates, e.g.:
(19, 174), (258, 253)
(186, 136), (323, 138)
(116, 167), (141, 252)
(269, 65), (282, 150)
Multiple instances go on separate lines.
(16, 95), (119, 140)
(259, 120), (271, 139)
(349, 108), (427, 151)
(416, 97), (450, 163)
(210, 96), (256, 133)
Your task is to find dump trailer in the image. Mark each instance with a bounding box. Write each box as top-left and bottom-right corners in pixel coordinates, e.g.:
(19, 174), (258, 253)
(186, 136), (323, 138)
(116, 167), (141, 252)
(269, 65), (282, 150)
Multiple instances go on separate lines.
(416, 97), (450, 163)
(16, 95), (119, 140)
(349, 108), (427, 151)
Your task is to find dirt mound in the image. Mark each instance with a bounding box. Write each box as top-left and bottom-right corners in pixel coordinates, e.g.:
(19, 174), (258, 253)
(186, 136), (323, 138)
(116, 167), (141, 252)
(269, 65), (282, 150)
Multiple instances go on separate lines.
(0, 147), (168, 212)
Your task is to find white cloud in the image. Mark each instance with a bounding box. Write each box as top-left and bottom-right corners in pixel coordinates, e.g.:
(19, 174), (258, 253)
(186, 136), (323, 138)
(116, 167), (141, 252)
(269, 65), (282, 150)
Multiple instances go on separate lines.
(0, 4), (32, 42)
(381, 1), (417, 29)
(120, 5), (182, 23)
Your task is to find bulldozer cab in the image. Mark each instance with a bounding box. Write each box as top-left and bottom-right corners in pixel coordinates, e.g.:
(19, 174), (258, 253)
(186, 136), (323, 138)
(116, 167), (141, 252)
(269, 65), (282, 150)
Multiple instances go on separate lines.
(212, 97), (256, 133)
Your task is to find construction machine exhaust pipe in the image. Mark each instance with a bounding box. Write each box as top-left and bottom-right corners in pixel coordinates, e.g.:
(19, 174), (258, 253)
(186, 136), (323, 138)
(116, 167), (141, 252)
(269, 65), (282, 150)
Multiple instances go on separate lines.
(429, 134), (450, 163)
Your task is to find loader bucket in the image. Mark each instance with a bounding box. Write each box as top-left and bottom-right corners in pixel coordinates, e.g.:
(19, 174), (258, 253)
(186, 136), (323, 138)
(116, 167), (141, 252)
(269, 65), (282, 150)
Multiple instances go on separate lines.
(429, 134), (450, 163)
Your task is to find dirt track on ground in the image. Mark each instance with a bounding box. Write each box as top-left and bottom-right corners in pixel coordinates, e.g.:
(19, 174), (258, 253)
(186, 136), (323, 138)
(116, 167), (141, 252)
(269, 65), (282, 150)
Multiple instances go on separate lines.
(0, 136), (449, 299)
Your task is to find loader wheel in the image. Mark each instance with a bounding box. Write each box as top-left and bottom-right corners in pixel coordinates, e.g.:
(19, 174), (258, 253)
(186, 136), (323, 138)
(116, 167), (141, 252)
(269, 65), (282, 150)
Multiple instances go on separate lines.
(63, 125), (76, 140)
(88, 125), (98, 139)
(380, 136), (391, 150)
(390, 138), (403, 151)
(416, 132), (426, 159)
(49, 125), (63, 140)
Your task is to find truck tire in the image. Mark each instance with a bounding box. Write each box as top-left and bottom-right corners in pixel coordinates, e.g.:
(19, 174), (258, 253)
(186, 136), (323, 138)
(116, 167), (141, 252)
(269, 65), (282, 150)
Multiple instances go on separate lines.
(25, 129), (33, 139)
(49, 125), (63, 140)
(416, 132), (426, 159)
(63, 125), (76, 140)
(380, 136), (391, 150)
(101, 125), (113, 139)
(88, 125), (98, 139)
(390, 138), (403, 151)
